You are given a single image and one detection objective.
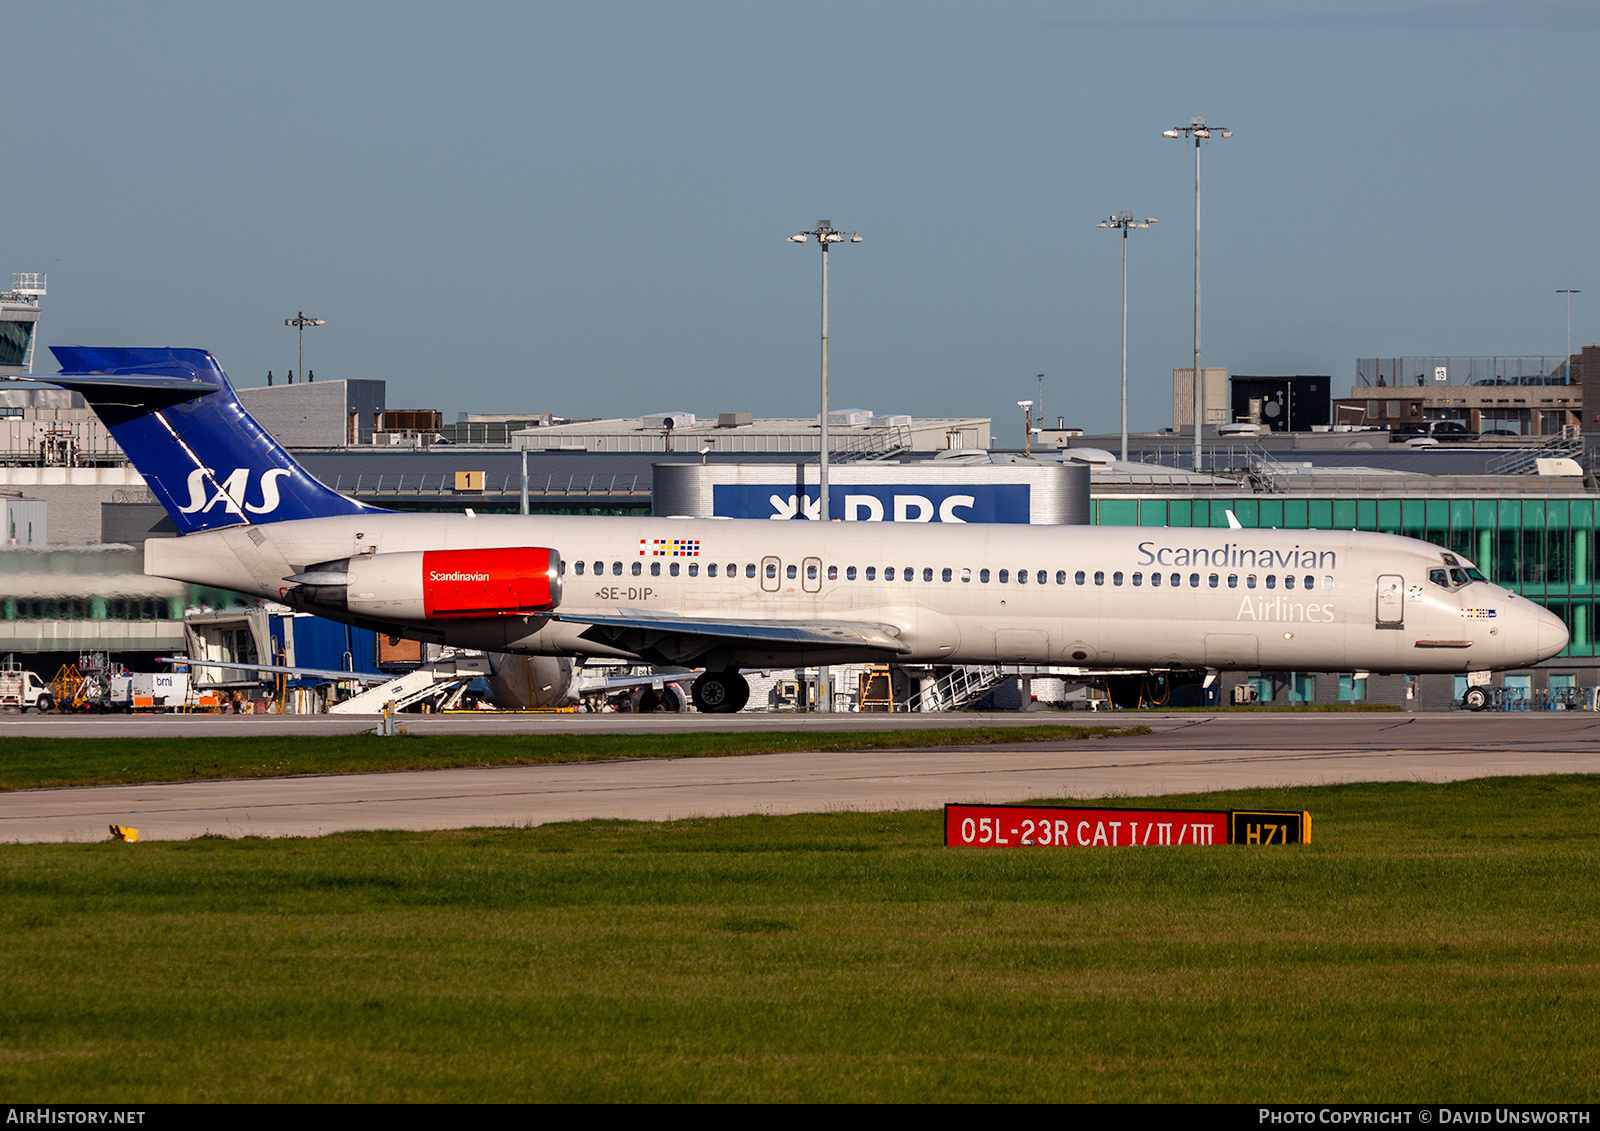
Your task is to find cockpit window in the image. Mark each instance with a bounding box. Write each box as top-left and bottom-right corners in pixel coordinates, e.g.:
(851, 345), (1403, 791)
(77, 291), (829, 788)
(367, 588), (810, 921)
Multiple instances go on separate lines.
(1450, 568), (1470, 586)
(1466, 567), (1487, 582)
(1429, 568), (1450, 589)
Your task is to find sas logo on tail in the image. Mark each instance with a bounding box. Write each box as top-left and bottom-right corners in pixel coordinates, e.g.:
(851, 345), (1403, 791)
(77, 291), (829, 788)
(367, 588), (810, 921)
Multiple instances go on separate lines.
(177, 467), (292, 515)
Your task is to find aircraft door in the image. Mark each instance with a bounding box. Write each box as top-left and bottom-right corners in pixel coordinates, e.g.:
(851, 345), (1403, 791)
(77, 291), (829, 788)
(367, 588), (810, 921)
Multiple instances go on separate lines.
(761, 556), (781, 593)
(802, 557), (822, 593)
(1376, 574), (1404, 628)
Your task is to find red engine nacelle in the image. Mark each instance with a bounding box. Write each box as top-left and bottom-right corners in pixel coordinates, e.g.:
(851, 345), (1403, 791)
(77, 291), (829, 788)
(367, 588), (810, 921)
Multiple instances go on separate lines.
(298, 546), (564, 622)
(422, 547), (561, 619)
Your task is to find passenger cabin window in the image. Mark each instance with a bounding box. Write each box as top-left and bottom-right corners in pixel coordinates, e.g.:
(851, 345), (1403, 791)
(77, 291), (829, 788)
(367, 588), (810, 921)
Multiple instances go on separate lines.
(1017, 570), (1028, 584)
(632, 562), (643, 576)
(885, 567), (897, 581)
(1113, 571), (1124, 586)
(668, 562), (679, 577)
(1055, 570), (1066, 585)
(575, 561), (585, 575)
(923, 568), (934, 582)
(961, 568), (971, 583)
(707, 564), (718, 577)
(825, 565), (836, 580)
(1246, 574), (1257, 589)
(1151, 572), (1161, 587)
(981, 569), (991, 583)
(865, 567), (876, 580)
(1265, 574), (1276, 589)
(1284, 574), (1295, 589)
(613, 562), (623, 576)
(1094, 571), (1105, 586)
(999, 570), (1009, 583)
(1228, 575), (1238, 588)
(1170, 573), (1181, 587)
(786, 564), (796, 580)
(1074, 571), (1085, 585)
(768, 563), (780, 580)
(1208, 574), (1219, 588)
(593, 561), (603, 575)
(942, 568), (953, 582)
(846, 566), (856, 580)
(1132, 572), (1143, 586)
(745, 564), (756, 578)
(688, 563), (698, 576)
(651, 562), (661, 576)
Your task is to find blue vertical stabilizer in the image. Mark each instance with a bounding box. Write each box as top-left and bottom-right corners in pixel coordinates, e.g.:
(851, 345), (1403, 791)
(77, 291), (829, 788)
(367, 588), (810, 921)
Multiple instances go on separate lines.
(47, 346), (370, 534)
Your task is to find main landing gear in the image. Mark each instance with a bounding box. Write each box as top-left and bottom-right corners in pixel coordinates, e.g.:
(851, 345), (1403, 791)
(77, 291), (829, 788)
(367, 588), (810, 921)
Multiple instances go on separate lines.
(692, 669), (750, 713)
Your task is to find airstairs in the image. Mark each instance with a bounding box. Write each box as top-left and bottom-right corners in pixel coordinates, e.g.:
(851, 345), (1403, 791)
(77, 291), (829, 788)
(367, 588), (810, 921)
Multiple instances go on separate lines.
(897, 665), (1011, 713)
(328, 655), (492, 714)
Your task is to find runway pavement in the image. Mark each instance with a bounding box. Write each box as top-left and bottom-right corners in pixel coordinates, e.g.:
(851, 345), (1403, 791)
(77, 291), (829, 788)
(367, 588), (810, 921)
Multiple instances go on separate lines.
(4, 711), (1600, 842)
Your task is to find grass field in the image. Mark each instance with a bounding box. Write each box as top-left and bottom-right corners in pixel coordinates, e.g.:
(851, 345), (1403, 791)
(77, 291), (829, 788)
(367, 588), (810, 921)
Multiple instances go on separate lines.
(2, 775), (1598, 1101)
(0, 724), (1141, 792)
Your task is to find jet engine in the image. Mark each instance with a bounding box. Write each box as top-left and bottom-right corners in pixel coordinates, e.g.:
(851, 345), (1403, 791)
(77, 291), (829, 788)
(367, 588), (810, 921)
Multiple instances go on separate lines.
(486, 653), (580, 709)
(290, 547), (562, 621)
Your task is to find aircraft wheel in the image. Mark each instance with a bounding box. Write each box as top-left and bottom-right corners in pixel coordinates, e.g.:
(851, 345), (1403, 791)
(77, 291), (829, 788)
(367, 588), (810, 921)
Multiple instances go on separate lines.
(693, 670), (748, 714)
(1462, 686), (1490, 712)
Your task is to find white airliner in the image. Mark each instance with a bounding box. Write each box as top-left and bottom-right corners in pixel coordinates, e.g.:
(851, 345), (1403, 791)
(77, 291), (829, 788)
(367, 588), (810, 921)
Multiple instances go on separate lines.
(12, 348), (1568, 712)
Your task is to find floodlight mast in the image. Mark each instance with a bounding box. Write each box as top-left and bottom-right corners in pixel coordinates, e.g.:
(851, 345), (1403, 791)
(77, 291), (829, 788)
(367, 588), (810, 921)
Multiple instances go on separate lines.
(1163, 117), (1230, 471)
(788, 220), (861, 712)
(1558, 290), (1581, 386)
(1097, 212), (1157, 461)
(284, 311), (326, 383)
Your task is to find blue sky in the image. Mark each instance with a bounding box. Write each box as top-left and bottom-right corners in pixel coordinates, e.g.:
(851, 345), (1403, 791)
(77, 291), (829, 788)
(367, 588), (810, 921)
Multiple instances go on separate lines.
(8, 1), (1598, 436)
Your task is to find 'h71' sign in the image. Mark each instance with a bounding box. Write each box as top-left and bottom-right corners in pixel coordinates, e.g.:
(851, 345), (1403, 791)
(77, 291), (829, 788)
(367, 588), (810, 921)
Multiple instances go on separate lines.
(945, 805), (1310, 847)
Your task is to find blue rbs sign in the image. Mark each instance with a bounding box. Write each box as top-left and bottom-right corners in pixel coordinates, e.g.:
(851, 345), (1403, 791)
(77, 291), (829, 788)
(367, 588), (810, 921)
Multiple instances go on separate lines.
(711, 484), (1031, 523)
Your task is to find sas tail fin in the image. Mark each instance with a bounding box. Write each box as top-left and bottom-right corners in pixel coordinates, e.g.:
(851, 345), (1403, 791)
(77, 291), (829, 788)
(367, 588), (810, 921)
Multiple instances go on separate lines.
(44, 346), (370, 535)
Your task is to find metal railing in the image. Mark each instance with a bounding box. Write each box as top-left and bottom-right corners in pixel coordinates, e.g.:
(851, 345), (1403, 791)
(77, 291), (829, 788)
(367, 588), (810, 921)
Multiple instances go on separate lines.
(1485, 428), (1584, 475)
(322, 471), (652, 498)
(1357, 356), (1571, 388)
(1457, 686), (1592, 712)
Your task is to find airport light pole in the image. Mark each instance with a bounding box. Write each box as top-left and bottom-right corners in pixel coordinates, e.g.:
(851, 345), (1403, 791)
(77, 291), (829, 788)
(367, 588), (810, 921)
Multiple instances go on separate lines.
(1163, 117), (1230, 471)
(789, 221), (861, 713)
(285, 312), (325, 384)
(1097, 212), (1157, 461)
(1559, 290), (1581, 385)
(1018, 400), (1034, 456)
(788, 221), (862, 524)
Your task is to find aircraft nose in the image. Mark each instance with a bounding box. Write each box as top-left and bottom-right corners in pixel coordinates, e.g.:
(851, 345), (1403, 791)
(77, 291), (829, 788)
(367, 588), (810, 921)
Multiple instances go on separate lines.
(1535, 602), (1571, 661)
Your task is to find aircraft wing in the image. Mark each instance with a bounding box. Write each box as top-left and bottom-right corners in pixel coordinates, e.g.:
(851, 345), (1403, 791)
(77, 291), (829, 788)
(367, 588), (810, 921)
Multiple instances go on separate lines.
(160, 657), (391, 684)
(556, 610), (912, 661)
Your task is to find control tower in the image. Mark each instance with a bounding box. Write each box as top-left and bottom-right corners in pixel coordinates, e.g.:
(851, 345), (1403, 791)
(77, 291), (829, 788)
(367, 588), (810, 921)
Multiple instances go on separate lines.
(0, 273), (44, 374)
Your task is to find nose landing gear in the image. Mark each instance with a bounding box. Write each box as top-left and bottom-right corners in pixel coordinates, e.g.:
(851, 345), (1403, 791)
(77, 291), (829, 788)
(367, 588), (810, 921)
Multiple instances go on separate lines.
(692, 669), (750, 713)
